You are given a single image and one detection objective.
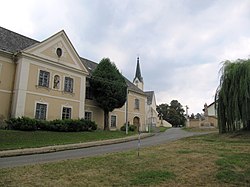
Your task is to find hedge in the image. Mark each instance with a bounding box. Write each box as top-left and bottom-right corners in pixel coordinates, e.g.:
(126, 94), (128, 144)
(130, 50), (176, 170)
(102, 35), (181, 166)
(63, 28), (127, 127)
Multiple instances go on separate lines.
(5, 117), (97, 132)
(120, 124), (137, 132)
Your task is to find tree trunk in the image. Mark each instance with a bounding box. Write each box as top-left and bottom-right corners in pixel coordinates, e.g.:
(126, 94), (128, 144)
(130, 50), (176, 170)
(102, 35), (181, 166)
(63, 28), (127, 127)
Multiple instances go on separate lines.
(104, 110), (109, 131)
(247, 120), (250, 131)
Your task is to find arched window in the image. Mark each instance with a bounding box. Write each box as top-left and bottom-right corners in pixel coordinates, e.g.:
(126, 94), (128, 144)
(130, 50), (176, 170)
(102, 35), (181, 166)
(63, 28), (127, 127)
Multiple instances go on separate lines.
(133, 116), (140, 131)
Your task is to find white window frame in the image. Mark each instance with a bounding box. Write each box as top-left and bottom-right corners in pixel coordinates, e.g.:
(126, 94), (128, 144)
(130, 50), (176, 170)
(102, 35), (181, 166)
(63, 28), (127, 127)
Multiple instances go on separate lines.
(85, 111), (92, 121)
(61, 105), (72, 119)
(37, 69), (51, 88)
(34, 101), (48, 120)
(110, 114), (117, 128)
(63, 76), (74, 93)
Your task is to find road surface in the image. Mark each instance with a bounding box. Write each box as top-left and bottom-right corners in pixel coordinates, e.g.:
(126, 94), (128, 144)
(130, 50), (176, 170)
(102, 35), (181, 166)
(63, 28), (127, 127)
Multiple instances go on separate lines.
(0, 128), (209, 168)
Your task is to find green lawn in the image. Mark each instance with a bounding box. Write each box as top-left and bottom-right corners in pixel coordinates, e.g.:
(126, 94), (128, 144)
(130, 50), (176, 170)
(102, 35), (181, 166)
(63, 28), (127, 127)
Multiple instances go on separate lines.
(0, 130), (136, 151)
(159, 126), (170, 132)
(1, 131), (250, 186)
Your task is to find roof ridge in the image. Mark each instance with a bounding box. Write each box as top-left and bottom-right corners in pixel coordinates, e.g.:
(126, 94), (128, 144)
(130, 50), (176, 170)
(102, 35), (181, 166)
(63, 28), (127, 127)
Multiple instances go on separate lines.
(0, 26), (40, 53)
(80, 57), (98, 65)
(0, 26), (39, 43)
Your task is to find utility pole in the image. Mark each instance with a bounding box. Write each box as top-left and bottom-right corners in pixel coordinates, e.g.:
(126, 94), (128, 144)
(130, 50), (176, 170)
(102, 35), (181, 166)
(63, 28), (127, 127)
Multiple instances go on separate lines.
(125, 88), (128, 135)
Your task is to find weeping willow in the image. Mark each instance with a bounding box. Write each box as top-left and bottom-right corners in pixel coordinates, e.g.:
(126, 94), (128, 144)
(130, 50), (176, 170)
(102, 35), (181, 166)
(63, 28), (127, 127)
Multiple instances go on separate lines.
(215, 59), (250, 133)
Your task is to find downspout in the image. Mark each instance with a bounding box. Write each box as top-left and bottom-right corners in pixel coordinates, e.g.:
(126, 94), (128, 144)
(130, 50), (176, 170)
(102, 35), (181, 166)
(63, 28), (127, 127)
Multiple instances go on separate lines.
(125, 88), (129, 135)
(9, 52), (20, 118)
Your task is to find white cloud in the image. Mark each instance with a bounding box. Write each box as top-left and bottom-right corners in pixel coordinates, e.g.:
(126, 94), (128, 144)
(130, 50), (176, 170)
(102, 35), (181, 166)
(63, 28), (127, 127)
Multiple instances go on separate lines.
(217, 37), (250, 61)
(1, 0), (250, 114)
(156, 62), (220, 113)
(0, 0), (35, 35)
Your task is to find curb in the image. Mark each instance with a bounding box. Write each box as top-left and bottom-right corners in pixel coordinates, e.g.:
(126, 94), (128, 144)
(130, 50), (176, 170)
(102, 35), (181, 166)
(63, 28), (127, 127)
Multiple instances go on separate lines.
(0, 133), (154, 158)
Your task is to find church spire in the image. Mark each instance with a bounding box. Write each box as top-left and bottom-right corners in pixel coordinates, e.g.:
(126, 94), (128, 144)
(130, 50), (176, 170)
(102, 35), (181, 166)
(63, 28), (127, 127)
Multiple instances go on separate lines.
(134, 57), (143, 82)
(133, 56), (144, 90)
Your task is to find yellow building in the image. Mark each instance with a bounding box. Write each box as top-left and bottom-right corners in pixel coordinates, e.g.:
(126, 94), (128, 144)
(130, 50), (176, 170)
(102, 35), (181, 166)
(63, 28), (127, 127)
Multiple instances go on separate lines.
(82, 57), (147, 131)
(0, 27), (155, 131)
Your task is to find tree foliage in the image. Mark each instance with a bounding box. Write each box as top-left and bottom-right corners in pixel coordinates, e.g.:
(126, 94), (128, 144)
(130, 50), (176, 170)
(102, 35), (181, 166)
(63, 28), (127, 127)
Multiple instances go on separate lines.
(157, 100), (186, 127)
(90, 58), (127, 130)
(215, 59), (250, 133)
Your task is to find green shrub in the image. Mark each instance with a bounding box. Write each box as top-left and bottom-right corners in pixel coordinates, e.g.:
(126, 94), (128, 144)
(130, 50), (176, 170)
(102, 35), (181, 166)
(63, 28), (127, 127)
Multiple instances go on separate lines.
(120, 125), (126, 131)
(81, 119), (97, 131)
(44, 118), (97, 132)
(5, 117), (97, 132)
(120, 124), (137, 132)
(129, 125), (137, 132)
(6, 116), (37, 131)
(37, 120), (50, 130)
(0, 114), (7, 129)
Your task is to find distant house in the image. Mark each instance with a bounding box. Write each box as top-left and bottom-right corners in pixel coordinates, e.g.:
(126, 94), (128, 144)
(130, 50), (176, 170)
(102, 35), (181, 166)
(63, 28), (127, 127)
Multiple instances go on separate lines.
(187, 102), (218, 128)
(205, 102), (217, 117)
(145, 91), (158, 128)
(0, 26), (157, 131)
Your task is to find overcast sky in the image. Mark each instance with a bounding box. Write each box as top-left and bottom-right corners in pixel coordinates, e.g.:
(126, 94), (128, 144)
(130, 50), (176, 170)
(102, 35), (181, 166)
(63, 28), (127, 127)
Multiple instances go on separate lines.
(1, 0), (250, 114)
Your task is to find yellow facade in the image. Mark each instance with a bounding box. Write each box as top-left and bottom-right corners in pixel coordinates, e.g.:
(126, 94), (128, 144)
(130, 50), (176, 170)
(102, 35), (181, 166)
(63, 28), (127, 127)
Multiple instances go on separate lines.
(0, 27), (149, 131)
(85, 89), (147, 131)
(8, 31), (88, 121)
(0, 54), (15, 119)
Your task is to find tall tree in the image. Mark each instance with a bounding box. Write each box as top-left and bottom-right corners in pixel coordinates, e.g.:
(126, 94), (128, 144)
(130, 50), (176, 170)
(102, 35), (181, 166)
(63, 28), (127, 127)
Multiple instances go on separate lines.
(156, 103), (169, 121)
(157, 100), (186, 127)
(90, 58), (127, 130)
(215, 59), (250, 133)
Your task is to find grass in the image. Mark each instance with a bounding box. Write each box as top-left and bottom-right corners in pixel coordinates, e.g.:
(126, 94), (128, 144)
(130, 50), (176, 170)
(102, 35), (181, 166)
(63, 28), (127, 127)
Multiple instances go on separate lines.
(131, 170), (175, 185)
(1, 131), (250, 186)
(216, 153), (250, 184)
(159, 126), (170, 132)
(0, 130), (137, 151)
(183, 127), (219, 132)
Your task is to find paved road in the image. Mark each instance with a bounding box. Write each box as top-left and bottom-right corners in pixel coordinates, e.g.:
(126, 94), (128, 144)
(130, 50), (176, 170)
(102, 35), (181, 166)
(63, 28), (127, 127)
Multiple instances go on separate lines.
(0, 128), (208, 168)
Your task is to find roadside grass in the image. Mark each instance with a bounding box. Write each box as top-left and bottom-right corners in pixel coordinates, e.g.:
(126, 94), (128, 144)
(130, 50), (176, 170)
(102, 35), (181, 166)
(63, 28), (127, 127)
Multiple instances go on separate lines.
(0, 130), (137, 151)
(1, 131), (250, 186)
(150, 126), (170, 133)
(159, 126), (170, 132)
(183, 127), (219, 132)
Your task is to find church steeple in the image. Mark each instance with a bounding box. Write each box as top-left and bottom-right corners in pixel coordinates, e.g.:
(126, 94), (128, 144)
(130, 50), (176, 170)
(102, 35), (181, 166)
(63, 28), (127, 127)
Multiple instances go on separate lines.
(134, 57), (143, 82)
(133, 57), (144, 90)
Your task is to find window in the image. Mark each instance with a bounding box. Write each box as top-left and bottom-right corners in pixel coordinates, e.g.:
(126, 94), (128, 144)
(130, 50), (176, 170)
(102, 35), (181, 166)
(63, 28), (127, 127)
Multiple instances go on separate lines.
(53, 75), (60, 89)
(86, 86), (93, 99)
(85, 78), (93, 99)
(85, 111), (92, 121)
(38, 70), (50, 87)
(111, 115), (117, 128)
(35, 103), (47, 120)
(135, 98), (140, 109)
(56, 48), (62, 57)
(64, 77), (73, 93)
(62, 107), (72, 119)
